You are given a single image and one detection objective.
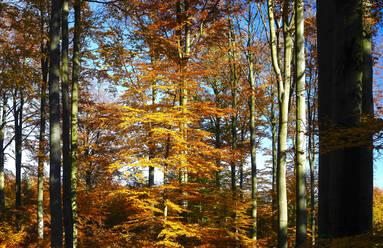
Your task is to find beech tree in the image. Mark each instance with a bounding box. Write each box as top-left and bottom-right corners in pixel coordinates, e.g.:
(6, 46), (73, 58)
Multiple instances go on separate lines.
(0, 93), (6, 209)
(71, 1), (81, 246)
(317, 0), (373, 238)
(267, 0), (294, 247)
(294, 0), (307, 245)
(48, 0), (63, 246)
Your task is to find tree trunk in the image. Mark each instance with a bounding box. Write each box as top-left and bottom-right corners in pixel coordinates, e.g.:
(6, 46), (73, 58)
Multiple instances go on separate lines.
(14, 92), (23, 211)
(307, 76), (316, 245)
(361, 3), (374, 235)
(267, 1), (293, 247)
(295, 0), (307, 245)
(271, 83), (277, 226)
(317, 0), (373, 238)
(148, 83), (156, 187)
(0, 92), (6, 209)
(61, 0), (73, 246)
(37, 43), (48, 243)
(176, 0), (190, 218)
(48, 0), (63, 246)
(239, 128), (244, 194)
(309, 153), (315, 245)
(211, 81), (222, 188)
(228, 17), (238, 199)
(249, 53), (257, 241)
(71, 1), (81, 246)
(215, 116), (221, 188)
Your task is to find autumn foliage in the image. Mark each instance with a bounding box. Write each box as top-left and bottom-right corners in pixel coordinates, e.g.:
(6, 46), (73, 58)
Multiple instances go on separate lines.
(0, 0), (383, 247)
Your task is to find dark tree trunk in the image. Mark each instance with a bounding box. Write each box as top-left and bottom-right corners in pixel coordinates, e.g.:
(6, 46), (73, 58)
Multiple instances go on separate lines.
(14, 93), (23, 210)
(0, 92), (6, 209)
(61, 0), (73, 246)
(48, 0), (63, 246)
(317, 0), (373, 238)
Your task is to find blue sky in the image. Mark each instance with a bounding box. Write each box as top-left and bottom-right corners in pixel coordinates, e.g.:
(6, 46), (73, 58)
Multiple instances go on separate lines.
(374, 157), (383, 188)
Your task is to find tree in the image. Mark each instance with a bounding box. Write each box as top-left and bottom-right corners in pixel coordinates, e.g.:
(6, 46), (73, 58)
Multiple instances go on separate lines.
(317, 0), (373, 238)
(267, 0), (294, 247)
(0, 92), (7, 209)
(36, 0), (49, 242)
(294, 0), (307, 245)
(13, 90), (24, 211)
(71, 1), (81, 246)
(48, 0), (63, 246)
(61, 0), (74, 245)
(37, 55), (47, 243)
(1, 0), (382, 247)
(245, 1), (261, 241)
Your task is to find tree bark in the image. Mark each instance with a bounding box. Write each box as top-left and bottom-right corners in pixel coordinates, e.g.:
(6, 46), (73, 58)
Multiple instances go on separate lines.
(48, 0), (63, 246)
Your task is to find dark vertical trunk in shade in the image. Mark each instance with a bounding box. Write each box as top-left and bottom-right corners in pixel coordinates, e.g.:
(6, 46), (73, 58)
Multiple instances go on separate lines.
(61, 0), (73, 245)
(317, 0), (373, 238)
(14, 93), (23, 210)
(48, 0), (63, 246)
(0, 92), (6, 209)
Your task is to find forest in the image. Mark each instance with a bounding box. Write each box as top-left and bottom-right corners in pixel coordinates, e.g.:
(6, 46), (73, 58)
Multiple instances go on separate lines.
(0, 0), (383, 247)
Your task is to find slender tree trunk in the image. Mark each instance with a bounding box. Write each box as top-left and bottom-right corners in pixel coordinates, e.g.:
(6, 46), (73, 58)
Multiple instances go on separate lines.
(307, 76), (317, 245)
(148, 83), (156, 187)
(211, 82), (222, 188)
(239, 128), (244, 194)
(48, 0), (63, 246)
(309, 152), (315, 245)
(295, 0), (307, 245)
(61, 0), (73, 246)
(267, 1), (293, 247)
(271, 84), (277, 224)
(163, 116), (172, 221)
(71, 1), (81, 246)
(228, 17), (238, 199)
(14, 93), (23, 211)
(37, 45), (48, 243)
(215, 116), (221, 188)
(0, 92), (6, 209)
(249, 54), (257, 241)
(176, 0), (190, 218)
